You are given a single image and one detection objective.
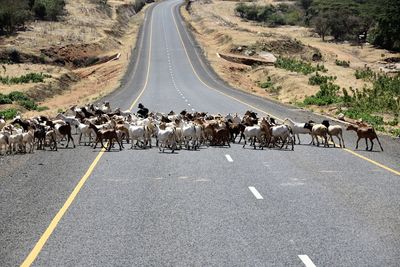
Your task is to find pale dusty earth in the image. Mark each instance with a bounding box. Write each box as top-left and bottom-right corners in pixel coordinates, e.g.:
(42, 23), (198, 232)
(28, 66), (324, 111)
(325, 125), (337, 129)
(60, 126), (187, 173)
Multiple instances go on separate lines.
(181, 0), (400, 121)
(0, 0), (148, 118)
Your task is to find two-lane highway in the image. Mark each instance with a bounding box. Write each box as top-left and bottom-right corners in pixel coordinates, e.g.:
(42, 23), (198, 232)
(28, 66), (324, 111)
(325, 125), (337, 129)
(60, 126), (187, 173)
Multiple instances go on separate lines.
(1, 0), (400, 266)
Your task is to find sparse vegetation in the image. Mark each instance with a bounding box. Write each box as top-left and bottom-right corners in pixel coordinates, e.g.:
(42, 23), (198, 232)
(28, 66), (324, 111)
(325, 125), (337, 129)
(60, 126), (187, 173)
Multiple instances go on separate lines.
(259, 76), (282, 94)
(308, 72), (336, 85)
(235, 3), (303, 26)
(355, 67), (374, 81)
(0, 72), (51, 85)
(234, 0), (400, 51)
(0, 91), (48, 111)
(0, 108), (18, 120)
(303, 82), (341, 106)
(304, 69), (400, 128)
(0, 0), (65, 35)
(335, 59), (350, 67)
(275, 57), (327, 75)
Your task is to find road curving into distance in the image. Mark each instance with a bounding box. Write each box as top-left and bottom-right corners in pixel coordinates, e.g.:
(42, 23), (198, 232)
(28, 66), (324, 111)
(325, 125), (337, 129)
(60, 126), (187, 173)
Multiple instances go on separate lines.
(1, 0), (400, 266)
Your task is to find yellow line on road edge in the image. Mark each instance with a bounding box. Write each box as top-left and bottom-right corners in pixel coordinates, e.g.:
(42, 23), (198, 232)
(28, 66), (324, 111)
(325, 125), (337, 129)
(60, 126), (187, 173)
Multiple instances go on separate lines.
(343, 148), (400, 176)
(21, 5), (155, 267)
(171, 3), (400, 177)
(20, 149), (105, 267)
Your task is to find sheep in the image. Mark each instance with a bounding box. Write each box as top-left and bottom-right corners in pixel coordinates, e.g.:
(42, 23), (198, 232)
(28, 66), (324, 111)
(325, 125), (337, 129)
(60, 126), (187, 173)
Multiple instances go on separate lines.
(346, 124), (383, 151)
(321, 120), (345, 148)
(283, 118), (311, 144)
(305, 122), (329, 147)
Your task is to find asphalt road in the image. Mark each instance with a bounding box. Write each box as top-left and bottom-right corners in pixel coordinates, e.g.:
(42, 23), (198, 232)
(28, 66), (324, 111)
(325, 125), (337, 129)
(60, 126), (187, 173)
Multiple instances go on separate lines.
(1, 0), (400, 266)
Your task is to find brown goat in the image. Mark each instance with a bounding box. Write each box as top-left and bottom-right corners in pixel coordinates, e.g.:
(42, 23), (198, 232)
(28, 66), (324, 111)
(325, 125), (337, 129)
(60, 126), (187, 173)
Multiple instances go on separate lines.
(89, 123), (122, 151)
(346, 124), (383, 151)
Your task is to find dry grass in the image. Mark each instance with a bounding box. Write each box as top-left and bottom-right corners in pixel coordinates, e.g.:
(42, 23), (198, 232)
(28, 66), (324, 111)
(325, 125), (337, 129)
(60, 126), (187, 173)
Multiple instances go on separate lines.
(0, 0), (148, 117)
(182, 0), (400, 106)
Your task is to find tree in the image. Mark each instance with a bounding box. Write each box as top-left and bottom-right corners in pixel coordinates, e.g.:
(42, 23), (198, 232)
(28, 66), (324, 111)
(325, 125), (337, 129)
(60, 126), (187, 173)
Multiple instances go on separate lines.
(312, 14), (329, 41)
(372, 0), (400, 51)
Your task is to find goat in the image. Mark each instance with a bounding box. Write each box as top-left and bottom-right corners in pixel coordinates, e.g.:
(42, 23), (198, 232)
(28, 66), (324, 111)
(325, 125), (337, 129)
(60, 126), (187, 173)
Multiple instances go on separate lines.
(321, 120), (345, 148)
(304, 122), (329, 147)
(283, 118), (311, 144)
(55, 122), (76, 148)
(45, 129), (58, 151)
(22, 129), (35, 153)
(346, 124), (383, 151)
(89, 123), (122, 151)
(156, 125), (176, 153)
(0, 116), (5, 130)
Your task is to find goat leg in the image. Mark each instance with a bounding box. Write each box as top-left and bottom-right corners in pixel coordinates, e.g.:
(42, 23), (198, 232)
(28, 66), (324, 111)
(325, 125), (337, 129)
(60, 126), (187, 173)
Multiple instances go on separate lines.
(376, 137), (384, 151)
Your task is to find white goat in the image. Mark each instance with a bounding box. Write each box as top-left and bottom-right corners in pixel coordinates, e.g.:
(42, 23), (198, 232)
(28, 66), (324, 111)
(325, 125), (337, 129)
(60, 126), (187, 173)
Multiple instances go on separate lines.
(283, 118), (311, 144)
(156, 126), (176, 153)
(242, 125), (262, 149)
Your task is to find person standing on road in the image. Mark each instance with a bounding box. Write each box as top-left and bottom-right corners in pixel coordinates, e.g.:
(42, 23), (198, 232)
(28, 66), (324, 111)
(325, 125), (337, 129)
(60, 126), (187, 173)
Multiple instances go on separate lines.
(137, 103), (149, 118)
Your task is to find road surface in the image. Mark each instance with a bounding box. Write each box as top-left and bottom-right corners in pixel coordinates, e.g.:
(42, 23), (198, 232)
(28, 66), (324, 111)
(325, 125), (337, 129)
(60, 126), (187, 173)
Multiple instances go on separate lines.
(1, 0), (400, 266)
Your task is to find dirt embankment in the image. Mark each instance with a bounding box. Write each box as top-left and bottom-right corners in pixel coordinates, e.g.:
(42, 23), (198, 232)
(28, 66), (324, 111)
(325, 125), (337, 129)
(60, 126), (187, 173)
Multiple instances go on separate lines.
(0, 0), (150, 117)
(181, 0), (400, 119)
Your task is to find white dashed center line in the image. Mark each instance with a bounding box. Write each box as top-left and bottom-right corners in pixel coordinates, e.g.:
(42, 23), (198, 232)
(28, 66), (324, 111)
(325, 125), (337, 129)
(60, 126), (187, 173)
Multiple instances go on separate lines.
(225, 154), (233, 162)
(248, 186), (263, 199)
(298, 255), (316, 267)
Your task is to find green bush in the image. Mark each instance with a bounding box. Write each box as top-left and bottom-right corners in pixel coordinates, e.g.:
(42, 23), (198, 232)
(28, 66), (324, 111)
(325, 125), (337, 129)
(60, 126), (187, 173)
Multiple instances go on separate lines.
(335, 59), (350, 67)
(259, 77), (281, 94)
(303, 82), (341, 106)
(18, 99), (38, 110)
(235, 3), (303, 26)
(343, 108), (384, 126)
(308, 72), (336, 85)
(275, 57), (327, 75)
(0, 93), (12, 104)
(0, 108), (18, 120)
(36, 106), (49, 112)
(0, 72), (51, 85)
(355, 67), (375, 80)
(8, 91), (30, 101)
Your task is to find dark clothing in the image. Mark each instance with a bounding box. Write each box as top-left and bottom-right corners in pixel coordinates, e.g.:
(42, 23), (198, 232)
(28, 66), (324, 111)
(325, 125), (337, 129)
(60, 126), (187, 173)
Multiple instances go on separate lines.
(137, 107), (149, 118)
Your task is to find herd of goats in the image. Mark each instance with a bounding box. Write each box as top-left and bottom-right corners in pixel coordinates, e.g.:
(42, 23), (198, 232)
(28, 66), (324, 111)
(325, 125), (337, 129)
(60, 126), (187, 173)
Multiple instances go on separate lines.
(0, 101), (384, 156)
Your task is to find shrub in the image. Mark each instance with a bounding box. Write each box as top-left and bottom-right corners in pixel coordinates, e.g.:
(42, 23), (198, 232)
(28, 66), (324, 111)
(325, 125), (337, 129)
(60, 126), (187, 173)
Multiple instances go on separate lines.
(8, 91), (30, 101)
(343, 108), (384, 126)
(0, 93), (12, 104)
(308, 72), (336, 85)
(18, 99), (38, 110)
(0, 72), (51, 85)
(0, 108), (18, 120)
(335, 59), (350, 67)
(355, 67), (375, 80)
(303, 82), (341, 105)
(235, 3), (303, 26)
(259, 77), (281, 94)
(275, 57), (327, 75)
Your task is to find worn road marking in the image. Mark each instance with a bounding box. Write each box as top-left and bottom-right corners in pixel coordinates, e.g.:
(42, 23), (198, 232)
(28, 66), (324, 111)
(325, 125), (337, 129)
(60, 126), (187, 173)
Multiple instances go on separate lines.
(171, 3), (400, 178)
(248, 186), (263, 199)
(225, 154), (233, 162)
(21, 4), (157, 267)
(298, 255), (316, 267)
